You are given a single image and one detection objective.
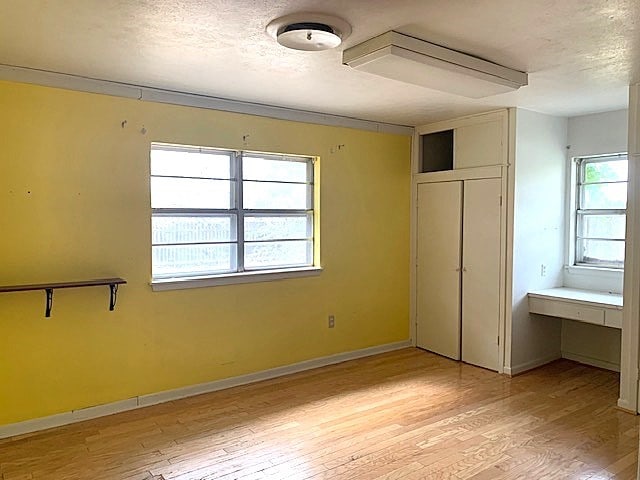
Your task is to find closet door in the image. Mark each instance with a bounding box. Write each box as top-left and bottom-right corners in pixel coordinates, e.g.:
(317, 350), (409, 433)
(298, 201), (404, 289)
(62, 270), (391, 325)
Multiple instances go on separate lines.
(416, 181), (463, 360)
(461, 178), (502, 371)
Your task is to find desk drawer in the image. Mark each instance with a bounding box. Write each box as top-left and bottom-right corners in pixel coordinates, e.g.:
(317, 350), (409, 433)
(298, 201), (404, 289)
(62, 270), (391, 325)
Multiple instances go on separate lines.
(529, 297), (605, 325)
(605, 309), (623, 329)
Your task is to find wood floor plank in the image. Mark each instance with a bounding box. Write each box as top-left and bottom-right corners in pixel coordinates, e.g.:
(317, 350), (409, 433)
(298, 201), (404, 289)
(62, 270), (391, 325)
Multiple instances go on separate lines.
(0, 349), (637, 479)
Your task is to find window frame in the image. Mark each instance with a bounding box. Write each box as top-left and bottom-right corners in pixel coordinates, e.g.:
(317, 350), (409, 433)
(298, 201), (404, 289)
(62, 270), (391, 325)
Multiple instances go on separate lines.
(570, 153), (628, 271)
(150, 143), (321, 290)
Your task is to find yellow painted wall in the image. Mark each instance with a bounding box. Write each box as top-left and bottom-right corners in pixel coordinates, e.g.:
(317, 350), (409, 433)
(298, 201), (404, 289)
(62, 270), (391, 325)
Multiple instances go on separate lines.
(0, 80), (411, 425)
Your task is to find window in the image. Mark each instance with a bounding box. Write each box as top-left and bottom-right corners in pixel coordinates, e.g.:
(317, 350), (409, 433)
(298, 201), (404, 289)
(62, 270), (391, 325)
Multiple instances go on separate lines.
(150, 143), (317, 284)
(574, 154), (628, 269)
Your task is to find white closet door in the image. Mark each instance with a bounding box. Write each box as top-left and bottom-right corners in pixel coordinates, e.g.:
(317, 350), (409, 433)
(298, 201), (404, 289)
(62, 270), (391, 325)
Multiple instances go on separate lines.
(416, 181), (462, 360)
(461, 178), (502, 371)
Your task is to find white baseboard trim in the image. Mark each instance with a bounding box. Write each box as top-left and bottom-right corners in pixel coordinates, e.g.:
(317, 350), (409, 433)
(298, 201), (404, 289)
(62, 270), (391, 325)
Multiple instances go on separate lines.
(504, 353), (561, 376)
(561, 351), (620, 372)
(0, 340), (411, 440)
(138, 340), (411, 406)
(0, 398), (140, 441)
(616, 398), (637, 413)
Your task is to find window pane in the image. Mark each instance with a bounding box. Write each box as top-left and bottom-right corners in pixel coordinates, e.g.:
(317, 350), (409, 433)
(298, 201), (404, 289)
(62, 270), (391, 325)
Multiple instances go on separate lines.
(243, 156), (310, 182)
(576, 239), (625, 267)
(581, 183), (627, 210)
(152, 244), (237, 278)
(244, 215), (312, 241)
(583, 159), (628, 183)
(243, 181), (310, 210)
(151, 148), (231, 179)
(579, 214), (626, 240)
(152, 215), (236, 244)
(151, 177), (231, 209)
(245, 240), (312, 269)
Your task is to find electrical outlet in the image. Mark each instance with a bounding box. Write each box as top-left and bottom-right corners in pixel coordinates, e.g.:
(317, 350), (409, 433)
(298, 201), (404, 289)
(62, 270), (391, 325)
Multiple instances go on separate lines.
(328, 315), (335, 328)
(541, 264), (547, 277)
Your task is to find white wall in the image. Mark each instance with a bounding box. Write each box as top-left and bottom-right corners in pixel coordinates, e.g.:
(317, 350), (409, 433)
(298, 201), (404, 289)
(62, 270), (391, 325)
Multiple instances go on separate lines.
(562, 321), (621, 371)
(561, 109), (628, 371)
(568, 109), (629, 157)
(565, 109), (628, 293)
(510, 109), (567, 372)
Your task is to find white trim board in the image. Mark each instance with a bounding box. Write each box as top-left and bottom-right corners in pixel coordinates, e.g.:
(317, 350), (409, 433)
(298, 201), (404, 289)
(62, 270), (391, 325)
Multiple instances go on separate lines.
(0, 64), (414, 136)
(503, 354), (561, 376)
(617, 398), (636, 413)
(415, 109), (508, 136)
(412, 165), (503, 185)
(504, 352), (621, 377)
(620, 85), (640, 413)
(0, 340), (411, 440)
(561, 352), (620, 372)
(151, 267), (322, 291)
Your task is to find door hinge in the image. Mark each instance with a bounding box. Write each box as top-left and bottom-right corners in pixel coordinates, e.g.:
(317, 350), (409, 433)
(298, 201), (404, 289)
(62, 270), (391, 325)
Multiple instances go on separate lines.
(499, 195), (503, 206)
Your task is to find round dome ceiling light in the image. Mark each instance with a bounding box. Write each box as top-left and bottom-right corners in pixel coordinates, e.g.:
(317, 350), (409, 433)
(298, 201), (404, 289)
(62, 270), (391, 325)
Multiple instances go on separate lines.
(278, 23), (341, 51)
(266, 13), (352, 52)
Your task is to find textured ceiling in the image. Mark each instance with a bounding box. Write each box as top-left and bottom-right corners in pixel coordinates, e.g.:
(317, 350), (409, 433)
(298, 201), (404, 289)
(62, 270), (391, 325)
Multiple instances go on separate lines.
(0, 0), (638, 125)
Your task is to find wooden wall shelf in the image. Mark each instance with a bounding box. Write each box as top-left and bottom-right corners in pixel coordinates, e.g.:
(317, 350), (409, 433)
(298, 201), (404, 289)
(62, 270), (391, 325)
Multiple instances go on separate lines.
(0, 278), (126, 317)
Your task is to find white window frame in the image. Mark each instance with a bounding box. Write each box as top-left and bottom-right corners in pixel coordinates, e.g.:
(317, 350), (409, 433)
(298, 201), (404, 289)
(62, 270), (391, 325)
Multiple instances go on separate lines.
(566, 153), (628, 275)
(150, 143), (321, 290)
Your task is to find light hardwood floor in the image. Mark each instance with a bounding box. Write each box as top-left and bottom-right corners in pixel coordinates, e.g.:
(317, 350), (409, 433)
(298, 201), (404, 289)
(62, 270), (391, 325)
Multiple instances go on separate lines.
(1, 348), (638, 480)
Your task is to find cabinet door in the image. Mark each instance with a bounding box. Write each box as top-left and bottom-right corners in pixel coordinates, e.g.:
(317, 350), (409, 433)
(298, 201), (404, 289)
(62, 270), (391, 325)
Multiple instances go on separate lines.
(416, 181), (462, 360)
(461, 178), (502, 371)
(454, 120), (503, 169)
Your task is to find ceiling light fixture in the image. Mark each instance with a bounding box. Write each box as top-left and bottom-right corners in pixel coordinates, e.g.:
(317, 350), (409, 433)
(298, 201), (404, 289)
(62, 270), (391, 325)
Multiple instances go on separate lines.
(343, 31), (528, 98)
(266, 13), (351, 52)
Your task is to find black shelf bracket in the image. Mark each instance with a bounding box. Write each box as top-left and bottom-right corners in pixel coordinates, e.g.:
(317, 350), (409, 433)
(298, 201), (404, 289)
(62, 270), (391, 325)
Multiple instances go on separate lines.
(109, 283), (119, 311)
(45, 288), (53, 318)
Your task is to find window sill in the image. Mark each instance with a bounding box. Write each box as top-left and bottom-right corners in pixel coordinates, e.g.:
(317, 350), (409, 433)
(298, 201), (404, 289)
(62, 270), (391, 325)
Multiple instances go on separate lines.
(151, 266), (323, 291)
(564, 265), (624, 277)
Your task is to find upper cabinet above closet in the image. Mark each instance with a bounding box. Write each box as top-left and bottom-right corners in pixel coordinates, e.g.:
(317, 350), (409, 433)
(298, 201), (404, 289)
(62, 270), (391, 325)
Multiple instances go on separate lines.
(454, 117), (504, 169)
(415, 110), (508, 174)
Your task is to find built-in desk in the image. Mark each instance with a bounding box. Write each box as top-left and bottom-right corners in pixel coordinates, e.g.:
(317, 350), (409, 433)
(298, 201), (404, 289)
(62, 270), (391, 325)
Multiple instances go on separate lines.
(528, 287), (623, 329)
